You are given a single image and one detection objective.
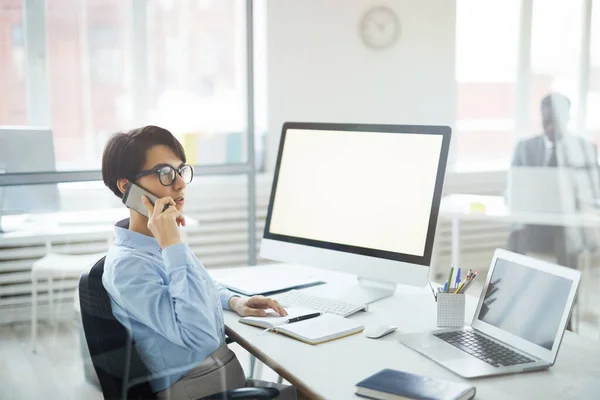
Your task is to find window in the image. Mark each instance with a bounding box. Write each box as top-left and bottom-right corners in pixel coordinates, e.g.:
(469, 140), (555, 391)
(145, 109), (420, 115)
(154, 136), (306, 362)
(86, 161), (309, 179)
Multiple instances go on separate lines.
(455, 0), (593, 171)
(145, 0), (248, 165)
(455, 0), (520, 171)
(88, 26), (123, 84)
(0, 1), (26, 125)
(530, 0), (583, 134)
(46, 0), (132, 170)
(37, 0), (249, 171)
(588, 2), (600, 149)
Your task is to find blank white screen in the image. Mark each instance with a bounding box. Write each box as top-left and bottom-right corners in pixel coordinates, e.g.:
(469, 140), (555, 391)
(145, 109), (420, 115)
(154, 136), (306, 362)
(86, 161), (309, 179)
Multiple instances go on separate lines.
(269, 128), (443, 256)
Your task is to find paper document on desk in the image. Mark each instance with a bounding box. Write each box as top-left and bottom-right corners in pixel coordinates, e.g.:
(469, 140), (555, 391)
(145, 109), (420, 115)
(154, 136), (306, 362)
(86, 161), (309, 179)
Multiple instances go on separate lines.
(210, 265), (324, 296)
(239, 307), (364, 345)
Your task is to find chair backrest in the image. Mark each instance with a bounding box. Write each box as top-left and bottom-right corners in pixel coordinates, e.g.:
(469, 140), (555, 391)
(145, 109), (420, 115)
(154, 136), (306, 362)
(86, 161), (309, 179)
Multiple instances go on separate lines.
(79, 256), (156, 400)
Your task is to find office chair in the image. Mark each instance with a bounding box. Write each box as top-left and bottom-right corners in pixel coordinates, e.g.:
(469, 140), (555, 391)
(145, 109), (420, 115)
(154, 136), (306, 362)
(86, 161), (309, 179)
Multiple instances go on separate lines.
(79, 256), (279, 400)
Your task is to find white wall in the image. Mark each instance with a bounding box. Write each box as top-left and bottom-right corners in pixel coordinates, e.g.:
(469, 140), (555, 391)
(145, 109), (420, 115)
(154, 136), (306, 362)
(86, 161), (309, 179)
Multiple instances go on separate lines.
(265, 0), (457, 170)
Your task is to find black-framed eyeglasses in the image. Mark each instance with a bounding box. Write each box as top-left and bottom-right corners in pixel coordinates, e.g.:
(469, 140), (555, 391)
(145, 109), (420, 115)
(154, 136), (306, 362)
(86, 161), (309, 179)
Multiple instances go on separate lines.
(132, 164), (194, 186)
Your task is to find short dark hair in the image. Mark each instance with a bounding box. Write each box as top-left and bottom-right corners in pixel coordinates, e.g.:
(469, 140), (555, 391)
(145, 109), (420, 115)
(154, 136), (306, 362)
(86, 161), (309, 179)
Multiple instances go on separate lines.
(102, 125), (186, 198)
(541, 92), (571, 111)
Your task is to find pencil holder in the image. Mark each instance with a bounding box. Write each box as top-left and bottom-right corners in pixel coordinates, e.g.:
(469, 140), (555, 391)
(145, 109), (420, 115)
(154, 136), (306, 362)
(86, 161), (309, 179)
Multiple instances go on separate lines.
(436, 292), (465, 328)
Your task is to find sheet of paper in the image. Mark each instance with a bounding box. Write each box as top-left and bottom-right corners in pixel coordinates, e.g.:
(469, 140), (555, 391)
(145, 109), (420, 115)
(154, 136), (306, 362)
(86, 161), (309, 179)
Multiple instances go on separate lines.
(211, 266), (323, 295)
(281, 313), (363, 341)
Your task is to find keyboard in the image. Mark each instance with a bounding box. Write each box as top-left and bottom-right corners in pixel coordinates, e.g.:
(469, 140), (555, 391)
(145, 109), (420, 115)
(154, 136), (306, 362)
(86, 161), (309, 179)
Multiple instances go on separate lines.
(434, 330), (535, 368)
(275, 290), (366, 317)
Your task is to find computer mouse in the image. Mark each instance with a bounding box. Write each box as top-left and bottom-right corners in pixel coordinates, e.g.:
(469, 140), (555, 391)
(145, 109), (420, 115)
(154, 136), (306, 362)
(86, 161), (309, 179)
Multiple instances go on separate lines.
(364, 324), (398, 339)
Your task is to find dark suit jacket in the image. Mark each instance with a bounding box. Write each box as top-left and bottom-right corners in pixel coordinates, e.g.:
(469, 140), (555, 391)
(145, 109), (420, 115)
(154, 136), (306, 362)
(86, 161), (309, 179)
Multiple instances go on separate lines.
(508, 134), (600, 266)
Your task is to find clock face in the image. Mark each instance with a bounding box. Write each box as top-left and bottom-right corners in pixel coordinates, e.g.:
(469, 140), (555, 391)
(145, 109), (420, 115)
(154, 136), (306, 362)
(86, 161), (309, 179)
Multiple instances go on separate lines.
(359, 6), (400, 50)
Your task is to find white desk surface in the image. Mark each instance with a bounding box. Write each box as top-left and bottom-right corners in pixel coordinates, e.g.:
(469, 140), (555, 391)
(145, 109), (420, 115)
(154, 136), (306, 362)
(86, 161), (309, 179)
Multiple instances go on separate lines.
(217, 265), (600, 400)
(440, 194), (600, 228)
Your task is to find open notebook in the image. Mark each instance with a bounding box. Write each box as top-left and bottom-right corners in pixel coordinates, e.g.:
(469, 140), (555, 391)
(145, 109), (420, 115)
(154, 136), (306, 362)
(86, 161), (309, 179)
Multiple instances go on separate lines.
(239, 307), (364, 345)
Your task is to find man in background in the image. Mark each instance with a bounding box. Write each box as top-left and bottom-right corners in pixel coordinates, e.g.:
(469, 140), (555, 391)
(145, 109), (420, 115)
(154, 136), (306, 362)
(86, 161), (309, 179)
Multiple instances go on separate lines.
(508, 93), (600, 268)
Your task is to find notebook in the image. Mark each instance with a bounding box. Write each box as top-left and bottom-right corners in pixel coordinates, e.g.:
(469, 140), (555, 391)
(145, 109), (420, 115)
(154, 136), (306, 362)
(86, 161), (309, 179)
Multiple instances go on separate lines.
(239, 307), (364, 345)
(355, 369), (475, 400)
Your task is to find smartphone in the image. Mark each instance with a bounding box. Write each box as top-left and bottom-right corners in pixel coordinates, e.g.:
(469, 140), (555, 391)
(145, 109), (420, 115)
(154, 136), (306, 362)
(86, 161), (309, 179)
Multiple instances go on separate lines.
(122, 183), (160, 217)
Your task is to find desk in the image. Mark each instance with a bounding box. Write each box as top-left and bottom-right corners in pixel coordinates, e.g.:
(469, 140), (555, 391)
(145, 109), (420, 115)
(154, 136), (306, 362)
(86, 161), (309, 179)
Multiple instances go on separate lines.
(217, 265), (600, 400)
(440, 194), (600, 266)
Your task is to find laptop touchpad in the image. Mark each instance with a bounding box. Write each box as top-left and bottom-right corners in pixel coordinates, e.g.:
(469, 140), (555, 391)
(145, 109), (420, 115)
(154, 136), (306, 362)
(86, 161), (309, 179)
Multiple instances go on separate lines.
(420, 336), (467, 361)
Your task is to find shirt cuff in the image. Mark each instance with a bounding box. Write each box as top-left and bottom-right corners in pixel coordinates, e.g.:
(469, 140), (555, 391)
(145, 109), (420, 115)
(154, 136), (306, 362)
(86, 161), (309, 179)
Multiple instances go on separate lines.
(162, 243), (195, 271)
(222, 293), (240, 311)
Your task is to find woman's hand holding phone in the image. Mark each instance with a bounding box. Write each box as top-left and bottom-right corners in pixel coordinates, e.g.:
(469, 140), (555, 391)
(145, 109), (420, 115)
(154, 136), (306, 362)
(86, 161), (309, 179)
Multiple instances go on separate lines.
(141, 196), (186, 249)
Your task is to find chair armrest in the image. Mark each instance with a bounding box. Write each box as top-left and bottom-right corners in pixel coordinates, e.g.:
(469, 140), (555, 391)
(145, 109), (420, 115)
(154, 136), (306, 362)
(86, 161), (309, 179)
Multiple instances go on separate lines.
(225, 336), (235, 345)
(198, 387), (280, 400)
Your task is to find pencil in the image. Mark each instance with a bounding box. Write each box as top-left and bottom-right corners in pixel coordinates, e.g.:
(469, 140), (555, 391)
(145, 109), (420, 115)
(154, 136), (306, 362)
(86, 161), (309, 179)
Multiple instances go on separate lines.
(445, 264), (454, 293)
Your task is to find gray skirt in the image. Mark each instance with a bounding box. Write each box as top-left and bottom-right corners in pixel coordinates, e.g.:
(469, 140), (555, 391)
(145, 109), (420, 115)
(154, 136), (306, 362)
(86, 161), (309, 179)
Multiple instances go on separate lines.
(156, 344), (297, 400)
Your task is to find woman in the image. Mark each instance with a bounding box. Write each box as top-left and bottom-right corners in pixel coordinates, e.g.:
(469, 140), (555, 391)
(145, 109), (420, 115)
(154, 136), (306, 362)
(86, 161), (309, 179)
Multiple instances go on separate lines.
(101, 125), (294, 399)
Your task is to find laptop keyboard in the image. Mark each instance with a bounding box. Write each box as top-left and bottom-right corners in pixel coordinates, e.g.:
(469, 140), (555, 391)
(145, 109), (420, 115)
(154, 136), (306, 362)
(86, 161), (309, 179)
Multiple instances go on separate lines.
(434, 330), (535, 368)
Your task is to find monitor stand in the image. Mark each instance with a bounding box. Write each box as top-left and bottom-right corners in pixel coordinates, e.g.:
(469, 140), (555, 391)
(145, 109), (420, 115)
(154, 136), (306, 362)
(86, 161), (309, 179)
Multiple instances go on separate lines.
(333, 276), (397, 305)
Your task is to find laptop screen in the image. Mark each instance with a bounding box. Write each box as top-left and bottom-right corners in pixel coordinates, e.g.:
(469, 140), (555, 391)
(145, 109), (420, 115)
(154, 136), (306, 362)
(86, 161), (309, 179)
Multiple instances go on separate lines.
(476, 257), (573, 350)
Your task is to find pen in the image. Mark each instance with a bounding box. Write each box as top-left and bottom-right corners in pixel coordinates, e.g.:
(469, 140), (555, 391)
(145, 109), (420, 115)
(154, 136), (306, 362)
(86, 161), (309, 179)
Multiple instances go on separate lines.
(445, 264), (454, 293)
(455, 268), (461, 289)
(285, 312), (322, 324)
(457, 279), (472, 294)
(428, 281), (437, 301)
(455, 281), (466, 294)
(259, 312), (322, 335)
(443, 282), (448, 293)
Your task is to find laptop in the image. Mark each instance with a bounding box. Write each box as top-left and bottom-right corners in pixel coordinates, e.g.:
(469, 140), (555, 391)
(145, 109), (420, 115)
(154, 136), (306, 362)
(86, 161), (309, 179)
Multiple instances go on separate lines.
(507, 167), (577, 213)
(398, 249), (581, 378)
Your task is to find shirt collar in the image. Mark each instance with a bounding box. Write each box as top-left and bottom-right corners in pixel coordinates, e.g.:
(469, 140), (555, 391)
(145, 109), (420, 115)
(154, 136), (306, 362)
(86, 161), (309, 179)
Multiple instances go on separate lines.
(543, 135), (562, 149)
(113, 218), (162, 255)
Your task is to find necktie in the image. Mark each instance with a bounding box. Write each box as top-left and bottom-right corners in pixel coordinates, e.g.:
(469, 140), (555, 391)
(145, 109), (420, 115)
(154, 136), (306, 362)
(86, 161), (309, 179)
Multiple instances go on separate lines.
(548, 144), (558, 167)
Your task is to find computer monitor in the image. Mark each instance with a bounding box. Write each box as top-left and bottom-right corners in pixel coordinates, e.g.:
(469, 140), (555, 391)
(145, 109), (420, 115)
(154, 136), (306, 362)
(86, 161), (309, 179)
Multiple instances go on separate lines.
(261, 122), (451, 304)
(0, 127), (60, 232)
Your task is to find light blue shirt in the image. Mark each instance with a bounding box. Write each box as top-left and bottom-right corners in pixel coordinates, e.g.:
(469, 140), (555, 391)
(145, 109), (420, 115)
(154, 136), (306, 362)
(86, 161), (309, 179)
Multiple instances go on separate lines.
(102, 220), (237, 392)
